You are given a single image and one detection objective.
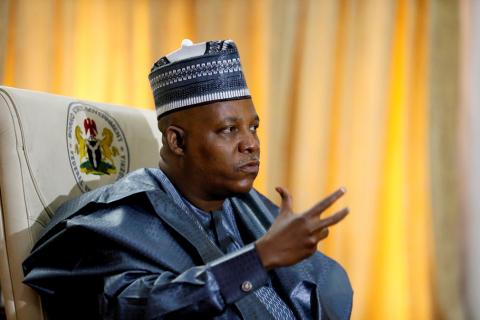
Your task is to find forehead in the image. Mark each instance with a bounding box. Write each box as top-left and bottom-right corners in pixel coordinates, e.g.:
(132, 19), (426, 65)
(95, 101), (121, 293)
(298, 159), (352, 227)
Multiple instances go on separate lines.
(186, 99), (258, 125)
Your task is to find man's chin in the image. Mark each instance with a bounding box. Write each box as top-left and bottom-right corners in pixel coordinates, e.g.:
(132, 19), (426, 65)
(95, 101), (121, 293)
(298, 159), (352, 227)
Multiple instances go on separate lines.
(218, 178), (255, 198)
(230, 179), (256, 195)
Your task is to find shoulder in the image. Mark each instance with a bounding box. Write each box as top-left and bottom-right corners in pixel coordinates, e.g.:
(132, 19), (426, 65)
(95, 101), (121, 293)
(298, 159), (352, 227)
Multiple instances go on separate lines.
(35, 168), (164, 247)
(68, 167), (162, 207)
(59, 168), (161, 215)
(26, 169), (189, 271)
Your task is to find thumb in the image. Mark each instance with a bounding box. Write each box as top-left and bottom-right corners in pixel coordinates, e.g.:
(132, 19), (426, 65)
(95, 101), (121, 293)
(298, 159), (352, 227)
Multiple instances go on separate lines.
(275, 186), (293, 215)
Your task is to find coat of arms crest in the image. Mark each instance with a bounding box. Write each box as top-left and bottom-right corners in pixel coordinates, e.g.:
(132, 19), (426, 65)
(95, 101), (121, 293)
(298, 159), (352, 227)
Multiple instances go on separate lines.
(75, 118), (119, 175)
(66, 102), (129, 192)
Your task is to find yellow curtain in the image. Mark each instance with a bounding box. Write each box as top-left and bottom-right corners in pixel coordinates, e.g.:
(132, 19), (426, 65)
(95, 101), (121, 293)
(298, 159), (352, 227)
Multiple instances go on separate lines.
(2, 0), (436, 319)
(267, 1), (433, 318)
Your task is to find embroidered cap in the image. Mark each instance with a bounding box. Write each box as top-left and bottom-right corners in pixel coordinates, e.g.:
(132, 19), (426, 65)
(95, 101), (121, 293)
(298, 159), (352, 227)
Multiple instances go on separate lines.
(149, 39), (251, 118)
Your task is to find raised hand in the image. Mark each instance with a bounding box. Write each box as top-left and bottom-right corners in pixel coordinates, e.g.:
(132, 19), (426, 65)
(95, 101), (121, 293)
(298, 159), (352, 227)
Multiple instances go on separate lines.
(255, 187), (349, 270)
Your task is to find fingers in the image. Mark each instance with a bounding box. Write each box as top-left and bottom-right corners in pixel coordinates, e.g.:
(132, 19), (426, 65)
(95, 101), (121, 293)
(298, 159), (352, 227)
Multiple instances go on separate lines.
(275, 186), (293, 213)
(310, 208), (348, 245)
(315, 227), (329, 240)
(306, 187), (346, 218)
(313, 207), (349, 231)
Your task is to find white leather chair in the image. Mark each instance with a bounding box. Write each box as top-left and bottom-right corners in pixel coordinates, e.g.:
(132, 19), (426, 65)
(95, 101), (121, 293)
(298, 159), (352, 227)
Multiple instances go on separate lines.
(0, 86), (161, 319)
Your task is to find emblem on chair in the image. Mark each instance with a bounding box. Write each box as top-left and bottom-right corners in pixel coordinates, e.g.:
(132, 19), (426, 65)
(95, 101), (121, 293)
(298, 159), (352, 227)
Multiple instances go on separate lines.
(66, 102), (130, 192)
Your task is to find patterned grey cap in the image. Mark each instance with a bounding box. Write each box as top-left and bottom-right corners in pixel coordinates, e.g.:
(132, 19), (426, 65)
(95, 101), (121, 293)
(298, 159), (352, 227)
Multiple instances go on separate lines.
(149, 39), (251, 118)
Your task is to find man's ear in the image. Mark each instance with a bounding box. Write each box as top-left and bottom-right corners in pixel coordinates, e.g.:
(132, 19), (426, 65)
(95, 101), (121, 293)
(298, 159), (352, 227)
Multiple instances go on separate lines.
(164, 125), (186, 155)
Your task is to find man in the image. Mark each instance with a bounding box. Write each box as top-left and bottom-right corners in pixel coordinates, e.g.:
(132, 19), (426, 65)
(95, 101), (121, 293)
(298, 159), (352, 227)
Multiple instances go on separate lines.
(23, 39), (352, 319)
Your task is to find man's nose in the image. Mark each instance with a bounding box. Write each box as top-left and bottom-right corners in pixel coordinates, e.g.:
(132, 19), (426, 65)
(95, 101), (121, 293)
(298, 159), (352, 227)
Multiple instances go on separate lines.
(239, 131), (259, 153)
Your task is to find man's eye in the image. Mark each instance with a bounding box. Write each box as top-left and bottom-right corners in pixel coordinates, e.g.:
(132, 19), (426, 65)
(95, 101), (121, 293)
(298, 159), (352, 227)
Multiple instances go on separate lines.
(250, 124), (259, 133)
(222, 126), (237, 134)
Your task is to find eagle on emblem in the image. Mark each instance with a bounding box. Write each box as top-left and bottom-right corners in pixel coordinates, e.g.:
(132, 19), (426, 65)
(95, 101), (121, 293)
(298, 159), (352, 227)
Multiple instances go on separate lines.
(74, 118), (119, 175)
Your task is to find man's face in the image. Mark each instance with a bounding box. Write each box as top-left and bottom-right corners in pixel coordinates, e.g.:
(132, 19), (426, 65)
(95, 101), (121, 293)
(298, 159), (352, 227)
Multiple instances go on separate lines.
(181, 98), (260, 199)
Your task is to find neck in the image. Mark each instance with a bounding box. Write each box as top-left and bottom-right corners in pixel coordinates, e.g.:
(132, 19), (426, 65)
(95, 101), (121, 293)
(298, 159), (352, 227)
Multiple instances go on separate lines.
(159, 161), (224, 212)
(185, 195), (224, 213)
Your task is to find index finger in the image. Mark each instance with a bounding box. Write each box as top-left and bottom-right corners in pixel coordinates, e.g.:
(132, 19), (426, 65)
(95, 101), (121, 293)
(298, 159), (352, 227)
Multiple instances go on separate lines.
(305, 187), (346, 218)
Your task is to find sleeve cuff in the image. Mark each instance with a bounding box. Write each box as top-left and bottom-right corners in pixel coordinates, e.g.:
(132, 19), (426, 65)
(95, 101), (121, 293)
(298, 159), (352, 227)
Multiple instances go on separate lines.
(208, 243), (268, 304)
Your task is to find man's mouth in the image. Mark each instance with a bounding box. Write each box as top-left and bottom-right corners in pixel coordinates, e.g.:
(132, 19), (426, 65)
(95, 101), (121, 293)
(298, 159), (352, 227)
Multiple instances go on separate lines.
(238, 160), (260, 174)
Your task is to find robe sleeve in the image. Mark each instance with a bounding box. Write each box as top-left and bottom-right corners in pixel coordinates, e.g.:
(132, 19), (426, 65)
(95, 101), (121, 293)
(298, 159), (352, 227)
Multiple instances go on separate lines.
(101, 243), (268, 319)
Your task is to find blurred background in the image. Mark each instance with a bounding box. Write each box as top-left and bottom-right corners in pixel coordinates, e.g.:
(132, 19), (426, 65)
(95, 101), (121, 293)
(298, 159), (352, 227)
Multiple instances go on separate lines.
(1, 0), (478, 319)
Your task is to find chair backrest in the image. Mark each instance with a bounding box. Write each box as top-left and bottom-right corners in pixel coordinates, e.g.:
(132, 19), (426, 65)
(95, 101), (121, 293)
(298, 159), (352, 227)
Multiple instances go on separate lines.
(0, 86), (161, 320)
